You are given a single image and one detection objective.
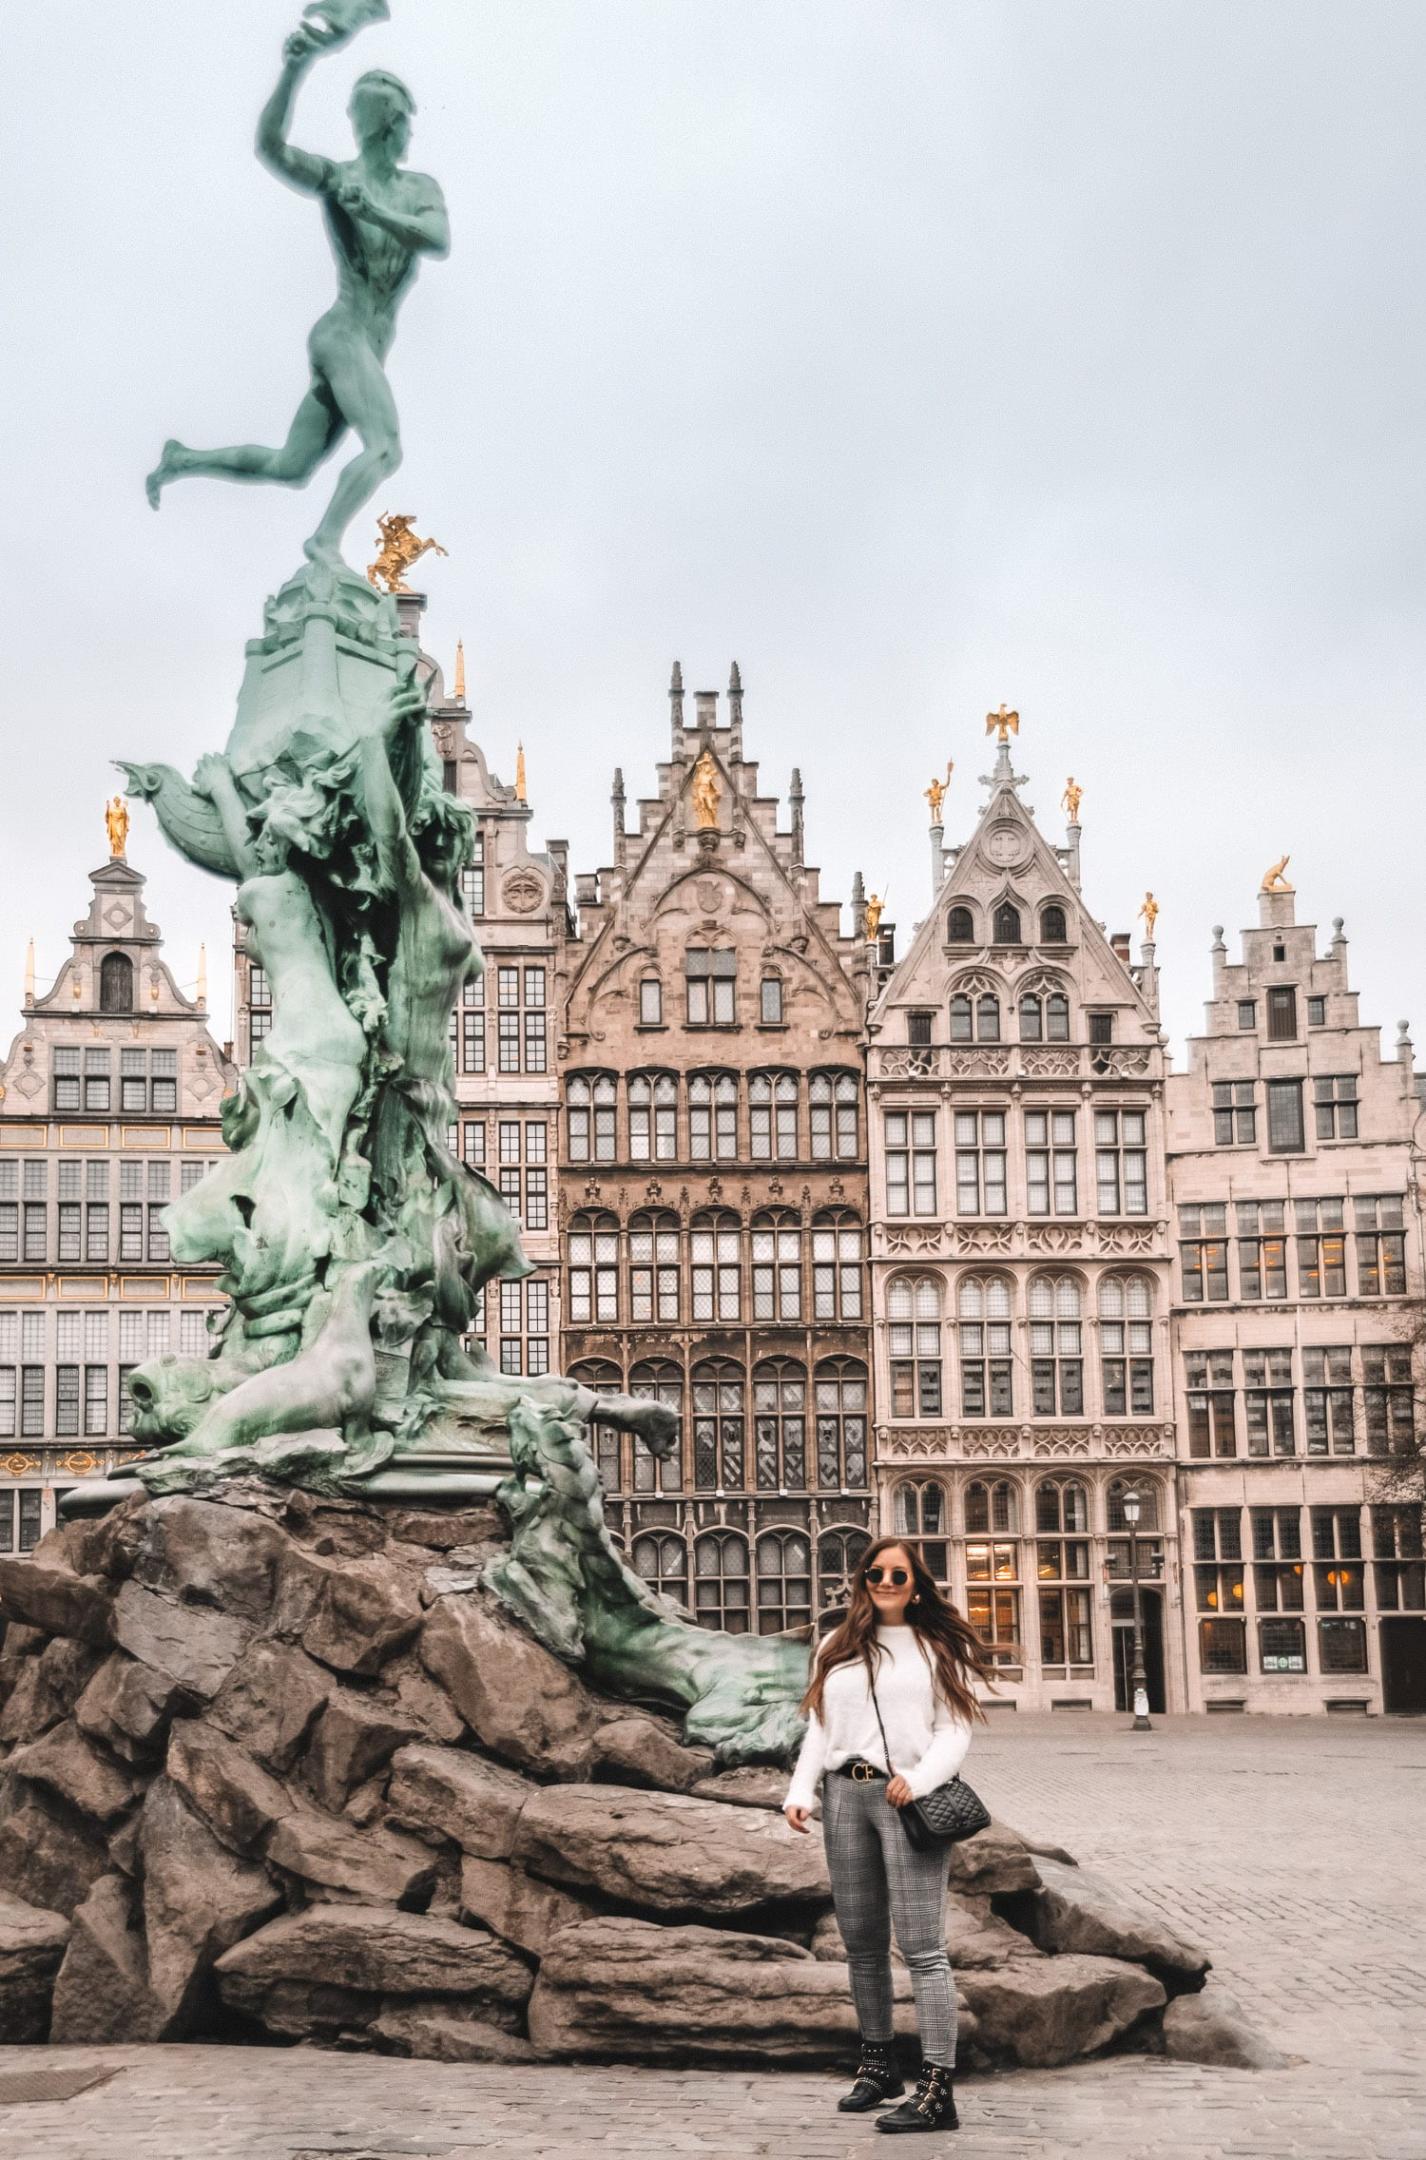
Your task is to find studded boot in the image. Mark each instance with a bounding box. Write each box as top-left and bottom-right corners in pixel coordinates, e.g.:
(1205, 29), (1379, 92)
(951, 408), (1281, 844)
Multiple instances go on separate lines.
(837, 2039), (906, 2113)
(876, 2059), (958, 2134)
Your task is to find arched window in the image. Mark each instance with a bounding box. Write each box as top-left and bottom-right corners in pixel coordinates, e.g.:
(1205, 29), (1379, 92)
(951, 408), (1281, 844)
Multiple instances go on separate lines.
(751, 1210), (801, 1321)
(569, 1357), (624, 1493)
(568, 1214), (619, 1326)
(693, 1530), (751, 1632)
(965, 1478), (1018, 1534)
(976, 993), (1001, 1042)
(629, 1071), (677, 1162)
(750, 1071), (798, 1161)
(691, 1358), (745, 1489)
(951, 990), (1000, 1043)
(1099, 1274), (1155, 1416)
(1029, 1275), (1084, 1416)
(892, 1477), (949, 1584)
(950, 994), (973, 1043)
(1035, 1476), (1090, 1535)
(100, 952), (134, 1014)
(630, 1357), (683, 1492)
(815, 1357), (869, 1488)
(759, 975), (784, 1026)
(958, 1276), (1013, 1419)
(756, 1531), (812, 1634)
(690, 1211), (741, 1323)
(753, 1358), (807, 1490)
(993, 901), (1023, 945)
(629, 1211), (680, 1325)
(887, 1276), (942, 1418)
(568, 1072), (616, 1163)
(1046, 992), (1070, 1041)
(1040, 905), (1068, 945)
(633, 1531), (688, 1607)
(966, 1511), (1022, 1672)
(947, 906), (975, 944)
(811, 1211), (863, 1321)
(690, 1071), (738, 1161)
(818, 1528), (872, 1628)
(810, 1070), (858, 1160)
(639, 976), (663, 1026)
(1107, 1475), (1162, 1533)
(1020, 994), (1043, 1042)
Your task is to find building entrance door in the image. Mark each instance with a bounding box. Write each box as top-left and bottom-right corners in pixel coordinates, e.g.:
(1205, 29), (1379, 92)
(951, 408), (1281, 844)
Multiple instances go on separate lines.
(1380, 1618), (1426, 1713)
(1111, 1588), (1166, 1713)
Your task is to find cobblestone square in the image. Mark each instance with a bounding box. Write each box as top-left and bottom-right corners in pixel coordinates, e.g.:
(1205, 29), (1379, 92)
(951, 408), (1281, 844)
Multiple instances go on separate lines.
(4, 1713), (1423, 2160)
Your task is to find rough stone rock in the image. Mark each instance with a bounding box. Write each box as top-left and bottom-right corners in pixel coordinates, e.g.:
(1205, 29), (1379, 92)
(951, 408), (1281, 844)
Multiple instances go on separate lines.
(527, 1915), (941, 2064)
(111, 1580), (253, 1699)
(389, 1504), (503, 1552)
(0, 1638), (104, 1747)
(304, 1691), (421, 1812)
(207, 1640), (331, 1772)
(459, 1854), (598, 1957)
(166, 1722), (292, 1855)
(279, 1547), (423, 1676)
(386, 1657), (467, 1745)
(139, 1777), (282, 2036)
(6, 1724), (141, 1827)
(0, 1779), (110, 1916)
(420, 1595), (600, 1778)
(133, 1498), (287, 1623)
(1007, 1856), (1210, 1988)
(0, 1892), (71, 2042)
(511, 1783), (831, 1916)
(1159, 1982), (1291, 2069)
(216, 1904), (534, 2009)
(961, 1953), (1165, 2068)
(0, 1557), (113, 1647)
(689, 1765), (787, 1811)
(944, 1819), (1041, 1897)
(371, 2001), (545, 2062)
(386, 1743), (535, 1860)
(229, 1977), (381, 2044)
(74, 1652), (188, 1763)
(49, 1873), (159, 2043)
(590, 1713), (715, 1793)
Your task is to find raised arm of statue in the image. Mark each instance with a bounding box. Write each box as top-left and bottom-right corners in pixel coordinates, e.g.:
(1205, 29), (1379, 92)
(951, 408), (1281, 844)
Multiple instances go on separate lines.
(191, 754), (258, 878)
(256, 31), (334, 196)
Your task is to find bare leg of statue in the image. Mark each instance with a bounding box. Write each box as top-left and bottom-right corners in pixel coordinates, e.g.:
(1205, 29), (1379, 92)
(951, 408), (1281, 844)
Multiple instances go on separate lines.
(145, 382), (343, 509)
(302, 332), (402, 565)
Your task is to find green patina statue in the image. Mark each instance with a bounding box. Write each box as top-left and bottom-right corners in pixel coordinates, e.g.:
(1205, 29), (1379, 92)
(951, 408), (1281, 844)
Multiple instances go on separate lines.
(102, 1), (811, 1765)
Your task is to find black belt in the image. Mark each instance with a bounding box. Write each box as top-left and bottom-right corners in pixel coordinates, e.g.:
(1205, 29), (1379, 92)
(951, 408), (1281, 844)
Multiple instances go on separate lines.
(836, 1759), (886, 1783)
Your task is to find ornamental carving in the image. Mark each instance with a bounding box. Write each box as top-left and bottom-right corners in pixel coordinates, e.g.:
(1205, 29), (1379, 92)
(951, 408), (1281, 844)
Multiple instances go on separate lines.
(1, 1452), (42, 1478)
(879, 1223), (944, 1256)
(1103, 1428), (1174, 1456)
(947, 969), (1001, 998)
(55, 1449), (101, 1476)
(878, 1048), (944, 1079)
(502, 870), (545, 914)
(1096, 1223), (1160, 1255)
(1025, 1223), (1086, 1255)
(959, 1427), (1022, 1458)
(1096, 1047), (1151, 1077)
(953, 1222), (1015, 1255)
(1031, 1432), (1093, 1457)
(878, 1429), (956, 1459)
(945, 1049), (1010, 1078)
(1020, 1049), (1079, 1078)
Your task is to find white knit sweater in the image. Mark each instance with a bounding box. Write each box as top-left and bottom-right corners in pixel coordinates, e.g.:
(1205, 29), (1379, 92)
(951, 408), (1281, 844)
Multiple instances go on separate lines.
(784, 1625), (973, 1814)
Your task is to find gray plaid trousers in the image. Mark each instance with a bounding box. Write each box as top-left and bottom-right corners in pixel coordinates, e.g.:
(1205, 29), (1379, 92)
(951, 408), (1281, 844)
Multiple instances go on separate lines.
(822, 1771), (958, 2067)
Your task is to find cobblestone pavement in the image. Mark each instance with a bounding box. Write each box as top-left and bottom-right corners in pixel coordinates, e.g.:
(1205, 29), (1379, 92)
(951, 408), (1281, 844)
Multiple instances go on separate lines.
(4, 1715), (1424, 2160)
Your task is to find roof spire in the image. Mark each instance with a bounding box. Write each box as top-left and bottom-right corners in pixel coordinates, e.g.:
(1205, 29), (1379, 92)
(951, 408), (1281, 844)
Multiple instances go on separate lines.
(454, 639), (467, 704)
(979, 702), (1028, 795)
(515, 742), (527, 804)
(24, 938), (35, 1006)
(669, 660), (685, 751)
(197, 944), (208, 1008)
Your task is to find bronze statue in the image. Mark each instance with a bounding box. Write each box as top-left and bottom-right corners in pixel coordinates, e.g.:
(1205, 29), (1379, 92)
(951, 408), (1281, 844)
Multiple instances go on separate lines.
(985, 704), (1019, 743)
(863, 891), (885, 940)
(1262, 854), (1294, 893)
(105, 795), (130, 860)
(924, 761), (952, 822)
(1062, 776), (1083, 822)
(1138, 890), (1159, 940)
(367, 512), (448, 594)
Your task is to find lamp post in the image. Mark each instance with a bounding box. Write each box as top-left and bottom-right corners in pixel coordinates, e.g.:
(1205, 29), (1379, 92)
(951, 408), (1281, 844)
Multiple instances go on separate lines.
(1121, 1488), (1152, 1731)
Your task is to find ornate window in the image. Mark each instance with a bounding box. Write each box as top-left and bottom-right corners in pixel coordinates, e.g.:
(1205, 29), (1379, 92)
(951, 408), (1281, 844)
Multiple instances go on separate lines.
(691, 1211), (741, 1322)
(753, 1358), (807, 1490)
(633, 1531), (689, 1606)
(693, 1530), (751, 1631)
(567, 1214), (619, 1327)
(686, 947), (736, 1026)
(818, 1528), (872, 1625)
(1038, 1521), (1093, 1672)
(639, 977), (663, 1026)
(946, 906), (976, 943)
(756, 1531), (812, 1634)
(1035, 1476), (1090, 1535)
(811, 1212), (863, 1320)
(690, 1071), (738, 1161)
(1099, 1274), (1155, 1415)
(750, 1072), (798, 1161)
(954, 1111), (1007, 1216)
(1029, 1275), (1084, 1416)
(100, 952), (134, 1013)
(1107, 1483), (1165, 1584)
(892, 1477), (948, 1582)
(760, 976), (784, 1026)
(629, 1071), (678, 1163)
(885, 1110), (937, 1217)
(567, 1072), (617, 1164)
(810, 1070), (858, 1161)
(692, 1359), (746, 1490)
(1019, 991), (1071, 1043)
(949, 993), (1001, 1043)
(751, 1211), (801, 1321)
(965, 1531), (1022, 1671)
(629, 1211), (680, 1325)
(630, 1358), (683, 1492)
(1025, 1109), (1078, 1216)
(570, 1357), (624, 1492)
(993, 901), (1023, 945)
(958, 1276), (1013, 1418)
(1040, 905), (1068, 944)
(965, 1478), (1018, 1534)
(815, 1357), (869, 1488)
(888, 1276), (942, 1418)
(1095, 1110), (1149, 1215)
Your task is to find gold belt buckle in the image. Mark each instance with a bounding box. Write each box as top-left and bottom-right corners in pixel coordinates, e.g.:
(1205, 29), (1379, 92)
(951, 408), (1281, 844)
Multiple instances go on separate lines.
(852, 1761), (875, 1783)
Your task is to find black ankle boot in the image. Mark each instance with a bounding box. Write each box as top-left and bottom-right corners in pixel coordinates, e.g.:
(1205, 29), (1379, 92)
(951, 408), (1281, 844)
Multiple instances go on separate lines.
(838, 2039), (905, 2113)
(876, 2060), (958, 2134)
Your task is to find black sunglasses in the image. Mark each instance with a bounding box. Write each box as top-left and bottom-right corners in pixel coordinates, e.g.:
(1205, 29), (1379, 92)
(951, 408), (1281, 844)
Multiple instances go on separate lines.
(865, 1565), (910, 1587)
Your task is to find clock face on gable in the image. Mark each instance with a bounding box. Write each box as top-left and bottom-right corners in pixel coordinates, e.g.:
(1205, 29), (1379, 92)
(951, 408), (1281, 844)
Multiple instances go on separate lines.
(985, 823), (1029, 870)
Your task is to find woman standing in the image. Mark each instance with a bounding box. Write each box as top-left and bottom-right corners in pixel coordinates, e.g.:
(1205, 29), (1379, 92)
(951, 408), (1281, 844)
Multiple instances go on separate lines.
(784, 1538), (994, 2134)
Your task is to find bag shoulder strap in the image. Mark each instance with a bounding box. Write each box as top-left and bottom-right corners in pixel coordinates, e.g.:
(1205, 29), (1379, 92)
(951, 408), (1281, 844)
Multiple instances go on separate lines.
(866, 1660), (896, 1778)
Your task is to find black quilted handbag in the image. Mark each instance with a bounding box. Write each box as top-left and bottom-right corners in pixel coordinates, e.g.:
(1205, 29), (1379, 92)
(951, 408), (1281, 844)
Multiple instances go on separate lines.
(869, 1679), (991, 1853)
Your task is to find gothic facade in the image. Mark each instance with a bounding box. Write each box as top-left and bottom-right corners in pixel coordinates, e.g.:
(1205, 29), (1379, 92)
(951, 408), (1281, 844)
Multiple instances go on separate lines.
(0, 841), (234, 1551)
(559, 667), (874, 1633)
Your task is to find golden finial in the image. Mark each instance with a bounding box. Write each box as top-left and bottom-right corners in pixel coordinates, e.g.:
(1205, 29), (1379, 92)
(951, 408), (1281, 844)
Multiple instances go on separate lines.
(366, 513), (449, 595)
(1062, 776), (1083, 822)
(984, 703), (1020, 744)
(105, 794), (130, 859)
(454, 639), (467, 704)
(924, 760), (953, 823)
(24, 938), (35, 1005)
(197, 944), (208, 1007)
(1261, 854), (1294, 893)
(691, 747), (721, 830)
(1138, 891), (1159, 939)
(515, 742), (528, 804)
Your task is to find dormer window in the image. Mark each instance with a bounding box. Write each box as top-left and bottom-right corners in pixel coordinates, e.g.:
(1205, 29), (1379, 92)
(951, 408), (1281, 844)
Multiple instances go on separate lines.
(908, 1011), (933, 1046)
(993, 902), (1022, 945)
(100, 952), (134, 1014)
(946, 906), (975, 944)
(1040, 905), (1067, 944)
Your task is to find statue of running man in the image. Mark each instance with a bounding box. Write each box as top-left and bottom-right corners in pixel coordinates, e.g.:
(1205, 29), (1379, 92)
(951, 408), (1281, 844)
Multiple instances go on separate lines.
(145, 3), (449, 570)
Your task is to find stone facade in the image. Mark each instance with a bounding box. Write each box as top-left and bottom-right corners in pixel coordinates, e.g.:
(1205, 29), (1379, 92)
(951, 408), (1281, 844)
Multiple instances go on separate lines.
(866, 740), (1181, 1712)
(559, 666), (874, 1631)
(0, 844), (235, 1551)
(1165, 885), (1426, 1714)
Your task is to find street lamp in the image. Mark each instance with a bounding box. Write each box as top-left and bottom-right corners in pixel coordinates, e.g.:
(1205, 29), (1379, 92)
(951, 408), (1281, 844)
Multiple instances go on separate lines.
(1121, 1488), (1152, 1732)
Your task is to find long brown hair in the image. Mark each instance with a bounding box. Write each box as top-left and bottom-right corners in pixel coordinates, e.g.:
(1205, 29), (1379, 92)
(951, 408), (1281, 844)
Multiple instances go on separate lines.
(802, 1536), (996, 1728)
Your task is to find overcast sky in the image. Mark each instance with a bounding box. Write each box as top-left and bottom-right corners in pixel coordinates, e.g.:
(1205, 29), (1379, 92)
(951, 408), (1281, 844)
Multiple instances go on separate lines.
(3, 1), (1423, 1062)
